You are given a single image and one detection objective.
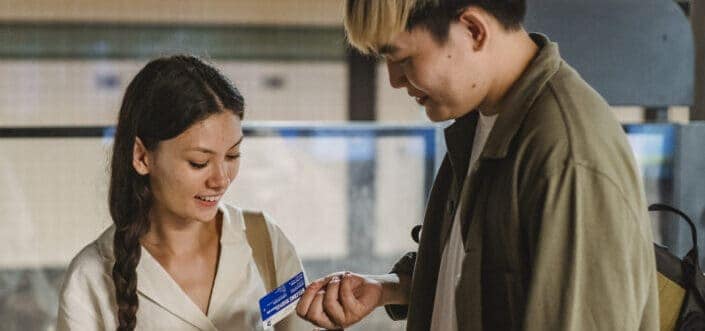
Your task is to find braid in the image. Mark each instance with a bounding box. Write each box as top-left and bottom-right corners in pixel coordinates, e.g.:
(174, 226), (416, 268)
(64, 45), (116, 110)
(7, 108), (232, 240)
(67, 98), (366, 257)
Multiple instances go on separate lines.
(111, 174), (151, 330)
(113, 225), (143, 331)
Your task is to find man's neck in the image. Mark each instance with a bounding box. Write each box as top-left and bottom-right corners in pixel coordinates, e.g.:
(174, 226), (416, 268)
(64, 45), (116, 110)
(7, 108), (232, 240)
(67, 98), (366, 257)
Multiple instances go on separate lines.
(481, 30), (539, 115)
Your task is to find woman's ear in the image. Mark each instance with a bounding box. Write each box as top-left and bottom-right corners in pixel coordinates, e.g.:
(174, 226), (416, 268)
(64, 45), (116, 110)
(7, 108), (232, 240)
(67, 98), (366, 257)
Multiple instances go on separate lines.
(457, 7), (489, 51)
(132, 137), (151, 175)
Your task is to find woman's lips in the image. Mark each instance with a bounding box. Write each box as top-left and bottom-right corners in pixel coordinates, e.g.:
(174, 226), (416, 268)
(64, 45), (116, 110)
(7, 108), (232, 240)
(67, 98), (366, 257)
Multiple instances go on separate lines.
(195, 194), (221, 207)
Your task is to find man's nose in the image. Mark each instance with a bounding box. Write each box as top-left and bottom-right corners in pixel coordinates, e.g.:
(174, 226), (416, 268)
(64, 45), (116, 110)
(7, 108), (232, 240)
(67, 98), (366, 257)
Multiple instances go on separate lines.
(387, 61), (408, 89)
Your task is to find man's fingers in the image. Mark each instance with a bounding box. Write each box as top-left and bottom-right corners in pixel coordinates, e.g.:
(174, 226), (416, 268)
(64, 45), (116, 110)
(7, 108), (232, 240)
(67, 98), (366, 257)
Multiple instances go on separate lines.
(306, 290), (340, 330)
(323, 277), (346, 326)
(339, 274), (365, 315)
(296, 278), (326, 318)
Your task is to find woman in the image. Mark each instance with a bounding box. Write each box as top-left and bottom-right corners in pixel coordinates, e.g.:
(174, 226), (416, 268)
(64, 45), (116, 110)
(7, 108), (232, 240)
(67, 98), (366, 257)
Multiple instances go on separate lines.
(57, 55), (305, 330)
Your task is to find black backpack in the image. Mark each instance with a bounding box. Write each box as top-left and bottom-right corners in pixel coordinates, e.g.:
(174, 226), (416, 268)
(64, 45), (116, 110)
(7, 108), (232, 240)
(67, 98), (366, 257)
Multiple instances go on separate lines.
(650, 203), (705, 330)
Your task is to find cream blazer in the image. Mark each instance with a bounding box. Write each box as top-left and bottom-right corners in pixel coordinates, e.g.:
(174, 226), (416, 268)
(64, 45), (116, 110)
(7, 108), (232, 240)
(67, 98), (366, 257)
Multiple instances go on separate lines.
(57, 204), (308, 330)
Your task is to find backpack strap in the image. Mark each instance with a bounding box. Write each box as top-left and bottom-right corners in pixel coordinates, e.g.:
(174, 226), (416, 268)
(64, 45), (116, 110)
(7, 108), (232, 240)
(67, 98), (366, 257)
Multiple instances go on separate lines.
(649, 203), (699, 261)
(243, 210), (277, 292)
(649, 203), (705, 329)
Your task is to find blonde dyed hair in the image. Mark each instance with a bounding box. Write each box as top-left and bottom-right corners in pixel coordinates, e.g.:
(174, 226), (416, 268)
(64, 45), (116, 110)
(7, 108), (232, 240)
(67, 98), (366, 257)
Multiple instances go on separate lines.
(344, 0), (437, 55)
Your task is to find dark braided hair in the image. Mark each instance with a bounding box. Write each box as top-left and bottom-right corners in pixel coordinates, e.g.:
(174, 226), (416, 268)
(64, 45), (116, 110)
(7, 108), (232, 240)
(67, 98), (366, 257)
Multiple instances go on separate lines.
(109, 55), (244, 330)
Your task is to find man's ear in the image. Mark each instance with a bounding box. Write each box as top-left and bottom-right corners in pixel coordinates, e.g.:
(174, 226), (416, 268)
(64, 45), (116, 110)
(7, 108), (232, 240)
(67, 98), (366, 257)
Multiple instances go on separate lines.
(132, 137), (151, 175)
(457, 7), (490, 51)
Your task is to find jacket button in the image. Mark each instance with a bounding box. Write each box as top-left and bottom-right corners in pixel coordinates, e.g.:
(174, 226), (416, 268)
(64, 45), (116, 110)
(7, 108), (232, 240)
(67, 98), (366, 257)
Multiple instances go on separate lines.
(448, 200), (455, 214)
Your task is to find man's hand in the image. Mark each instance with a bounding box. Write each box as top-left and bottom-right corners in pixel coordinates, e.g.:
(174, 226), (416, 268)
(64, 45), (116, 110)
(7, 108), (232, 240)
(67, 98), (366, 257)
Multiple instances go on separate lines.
(296, 272), (383, 329)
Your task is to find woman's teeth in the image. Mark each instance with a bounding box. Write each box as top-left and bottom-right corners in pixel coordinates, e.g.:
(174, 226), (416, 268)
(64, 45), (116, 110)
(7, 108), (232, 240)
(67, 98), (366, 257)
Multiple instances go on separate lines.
(197, 195), (219, 202)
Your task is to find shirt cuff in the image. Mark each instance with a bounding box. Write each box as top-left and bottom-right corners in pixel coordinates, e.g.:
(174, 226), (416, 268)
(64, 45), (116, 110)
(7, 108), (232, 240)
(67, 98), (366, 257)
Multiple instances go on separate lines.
(384, 252), (416, 320)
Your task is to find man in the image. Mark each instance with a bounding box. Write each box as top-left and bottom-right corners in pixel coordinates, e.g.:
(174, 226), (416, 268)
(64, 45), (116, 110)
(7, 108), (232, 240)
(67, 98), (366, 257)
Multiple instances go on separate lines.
(296, 0), (659, 330)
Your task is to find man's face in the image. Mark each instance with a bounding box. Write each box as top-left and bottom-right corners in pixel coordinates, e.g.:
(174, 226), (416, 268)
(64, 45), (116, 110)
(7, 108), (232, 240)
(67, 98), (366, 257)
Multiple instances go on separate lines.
(382, 23), (491, 121)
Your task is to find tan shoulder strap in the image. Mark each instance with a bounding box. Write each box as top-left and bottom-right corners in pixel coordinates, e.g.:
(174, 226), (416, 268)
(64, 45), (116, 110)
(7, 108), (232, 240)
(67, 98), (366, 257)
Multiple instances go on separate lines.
(243, 210), (278, 292)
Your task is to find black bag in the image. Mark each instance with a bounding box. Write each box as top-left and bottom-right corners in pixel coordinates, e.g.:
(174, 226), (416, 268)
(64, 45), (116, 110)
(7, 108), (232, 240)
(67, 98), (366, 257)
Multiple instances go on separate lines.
(650, 203), (705, 330)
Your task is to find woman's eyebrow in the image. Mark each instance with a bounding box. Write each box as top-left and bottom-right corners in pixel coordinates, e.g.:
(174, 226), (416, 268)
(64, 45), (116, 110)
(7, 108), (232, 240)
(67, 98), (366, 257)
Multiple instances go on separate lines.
(187, 136), (244, 154)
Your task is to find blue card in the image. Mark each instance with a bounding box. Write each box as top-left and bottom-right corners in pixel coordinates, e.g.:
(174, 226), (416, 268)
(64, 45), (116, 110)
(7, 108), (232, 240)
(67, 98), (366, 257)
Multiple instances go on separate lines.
(259, 272), (306, 329)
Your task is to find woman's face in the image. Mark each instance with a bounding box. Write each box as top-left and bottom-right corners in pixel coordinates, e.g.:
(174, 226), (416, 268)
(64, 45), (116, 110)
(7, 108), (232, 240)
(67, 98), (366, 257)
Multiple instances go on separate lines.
(138, 111), (243, 225)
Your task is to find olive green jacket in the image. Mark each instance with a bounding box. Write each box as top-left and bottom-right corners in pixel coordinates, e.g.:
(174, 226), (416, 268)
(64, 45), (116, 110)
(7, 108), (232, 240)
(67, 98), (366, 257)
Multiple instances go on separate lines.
(386, 34), (659, 330)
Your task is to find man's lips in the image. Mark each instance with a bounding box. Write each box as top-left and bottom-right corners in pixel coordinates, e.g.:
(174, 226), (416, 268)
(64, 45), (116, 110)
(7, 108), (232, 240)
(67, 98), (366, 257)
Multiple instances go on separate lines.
(415, 95), (429, 105)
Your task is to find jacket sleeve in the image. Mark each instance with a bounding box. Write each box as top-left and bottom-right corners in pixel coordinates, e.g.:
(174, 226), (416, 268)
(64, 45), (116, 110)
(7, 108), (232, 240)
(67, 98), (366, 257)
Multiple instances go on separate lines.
(520, 163), (658, 331)
(56, 267), (104, 331)
(384, 251), (417, 320)
(56, 295), (102, 331)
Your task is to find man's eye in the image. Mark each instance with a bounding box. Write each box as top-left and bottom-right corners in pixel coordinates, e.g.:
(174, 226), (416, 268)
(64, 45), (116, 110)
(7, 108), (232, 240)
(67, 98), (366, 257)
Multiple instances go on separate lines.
(189, 161), (208, 169)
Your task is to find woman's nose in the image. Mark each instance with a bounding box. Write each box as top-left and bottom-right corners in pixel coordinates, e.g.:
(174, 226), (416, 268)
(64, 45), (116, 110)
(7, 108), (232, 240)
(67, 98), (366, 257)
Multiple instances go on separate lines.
(207, 163), (230, 189)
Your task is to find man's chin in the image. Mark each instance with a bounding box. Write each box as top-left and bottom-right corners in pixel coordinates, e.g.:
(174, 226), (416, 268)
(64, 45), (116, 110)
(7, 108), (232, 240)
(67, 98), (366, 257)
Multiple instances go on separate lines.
(424, 107), (452, 122)
(426, 105), (480, 122)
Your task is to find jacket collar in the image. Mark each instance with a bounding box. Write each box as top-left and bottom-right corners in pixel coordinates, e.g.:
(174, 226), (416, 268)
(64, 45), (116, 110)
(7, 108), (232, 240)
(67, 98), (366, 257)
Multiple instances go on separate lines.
(481, 33), (561, 159)
(442, 33), (562, 180)
(136, 247), (219, 330)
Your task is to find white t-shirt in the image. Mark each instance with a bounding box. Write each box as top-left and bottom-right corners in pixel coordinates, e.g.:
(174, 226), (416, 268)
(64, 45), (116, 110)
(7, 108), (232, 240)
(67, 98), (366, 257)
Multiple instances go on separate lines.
(57, 204), (306, 331)
(430, 112), (498, 331)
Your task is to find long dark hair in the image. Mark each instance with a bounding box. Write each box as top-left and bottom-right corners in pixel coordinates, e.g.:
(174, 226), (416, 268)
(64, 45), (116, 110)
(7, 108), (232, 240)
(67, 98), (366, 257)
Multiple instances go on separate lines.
(109, 55), (244, 330)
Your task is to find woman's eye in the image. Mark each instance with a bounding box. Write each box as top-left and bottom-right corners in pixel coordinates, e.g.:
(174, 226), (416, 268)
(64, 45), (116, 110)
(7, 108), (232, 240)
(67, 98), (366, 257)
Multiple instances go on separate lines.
(189, 161), (208, 169)
(226, 153), (241, 160)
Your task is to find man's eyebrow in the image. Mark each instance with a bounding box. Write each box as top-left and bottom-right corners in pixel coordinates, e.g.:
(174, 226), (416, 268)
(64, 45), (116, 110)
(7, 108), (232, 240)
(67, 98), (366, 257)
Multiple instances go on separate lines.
(378, 44), (398, 56)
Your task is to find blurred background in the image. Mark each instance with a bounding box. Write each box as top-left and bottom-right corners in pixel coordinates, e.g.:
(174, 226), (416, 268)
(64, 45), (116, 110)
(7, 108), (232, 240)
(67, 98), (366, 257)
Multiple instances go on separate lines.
(0, 0), (704, 330)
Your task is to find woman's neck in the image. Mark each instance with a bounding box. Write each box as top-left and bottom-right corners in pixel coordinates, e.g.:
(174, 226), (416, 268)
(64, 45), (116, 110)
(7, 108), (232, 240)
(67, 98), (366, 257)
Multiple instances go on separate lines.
(140, 207), (222, 257)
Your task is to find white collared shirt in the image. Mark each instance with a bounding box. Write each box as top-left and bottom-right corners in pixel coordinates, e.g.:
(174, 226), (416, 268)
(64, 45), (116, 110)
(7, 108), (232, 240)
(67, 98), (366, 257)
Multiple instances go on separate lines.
(57, 204), (305, 330)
